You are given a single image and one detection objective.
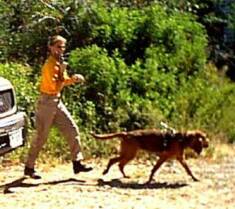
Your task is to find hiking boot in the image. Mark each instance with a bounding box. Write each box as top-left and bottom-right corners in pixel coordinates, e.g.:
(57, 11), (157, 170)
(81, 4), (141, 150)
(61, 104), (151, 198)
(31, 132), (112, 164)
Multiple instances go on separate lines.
(73, 161), (93, 174)
(24, 166), (41, 179)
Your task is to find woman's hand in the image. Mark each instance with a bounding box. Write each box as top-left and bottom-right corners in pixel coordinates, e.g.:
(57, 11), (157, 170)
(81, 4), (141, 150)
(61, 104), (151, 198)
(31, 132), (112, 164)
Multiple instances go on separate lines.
(72, 74), (85, 84)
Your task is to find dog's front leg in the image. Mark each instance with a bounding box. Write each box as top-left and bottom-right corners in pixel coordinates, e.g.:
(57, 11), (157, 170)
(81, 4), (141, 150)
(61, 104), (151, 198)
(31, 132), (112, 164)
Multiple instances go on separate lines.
(177, 158), (199, 182)
(146, 157), (166, 184)
(103, 156), (122, 175)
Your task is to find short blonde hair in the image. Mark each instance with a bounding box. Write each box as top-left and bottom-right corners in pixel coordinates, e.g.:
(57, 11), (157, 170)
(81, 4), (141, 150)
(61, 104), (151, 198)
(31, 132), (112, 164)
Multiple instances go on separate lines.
(48, 35), (67, 46)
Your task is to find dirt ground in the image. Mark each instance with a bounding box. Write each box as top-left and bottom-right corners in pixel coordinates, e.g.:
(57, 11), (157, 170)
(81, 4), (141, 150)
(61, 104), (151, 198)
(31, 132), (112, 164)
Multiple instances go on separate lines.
(0, 144), (235, 209)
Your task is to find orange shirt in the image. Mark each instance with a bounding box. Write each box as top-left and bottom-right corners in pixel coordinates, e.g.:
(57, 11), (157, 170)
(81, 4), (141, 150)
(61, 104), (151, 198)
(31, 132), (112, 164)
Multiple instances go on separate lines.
(40, 56), (75, 95)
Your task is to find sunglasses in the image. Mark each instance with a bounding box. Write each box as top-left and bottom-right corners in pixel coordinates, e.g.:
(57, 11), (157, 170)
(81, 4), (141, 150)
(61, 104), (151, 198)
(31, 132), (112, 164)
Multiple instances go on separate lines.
(56, 45), (66, 49)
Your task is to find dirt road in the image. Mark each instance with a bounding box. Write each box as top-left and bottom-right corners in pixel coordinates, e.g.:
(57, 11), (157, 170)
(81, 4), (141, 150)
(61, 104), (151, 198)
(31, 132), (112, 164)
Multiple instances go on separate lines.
(0, 149), (235, 209)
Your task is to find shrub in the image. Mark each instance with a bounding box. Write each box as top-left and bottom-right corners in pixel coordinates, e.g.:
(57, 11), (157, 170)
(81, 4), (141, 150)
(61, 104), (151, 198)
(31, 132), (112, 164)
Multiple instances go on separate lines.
(0, 63), (37, 115)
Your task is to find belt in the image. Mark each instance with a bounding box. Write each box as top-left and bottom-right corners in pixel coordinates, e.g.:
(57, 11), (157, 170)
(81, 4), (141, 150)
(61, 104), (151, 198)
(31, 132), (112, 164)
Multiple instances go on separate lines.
(40, 92), (61, 98)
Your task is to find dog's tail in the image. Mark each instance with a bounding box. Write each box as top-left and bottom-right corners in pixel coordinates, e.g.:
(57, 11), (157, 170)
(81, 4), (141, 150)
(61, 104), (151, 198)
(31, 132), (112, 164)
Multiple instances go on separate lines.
(90, 131), (127, 140)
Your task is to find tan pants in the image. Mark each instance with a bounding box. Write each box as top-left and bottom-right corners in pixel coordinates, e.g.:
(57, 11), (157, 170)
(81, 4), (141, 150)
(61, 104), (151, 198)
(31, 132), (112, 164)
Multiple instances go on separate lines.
(25, 94), (83, 168)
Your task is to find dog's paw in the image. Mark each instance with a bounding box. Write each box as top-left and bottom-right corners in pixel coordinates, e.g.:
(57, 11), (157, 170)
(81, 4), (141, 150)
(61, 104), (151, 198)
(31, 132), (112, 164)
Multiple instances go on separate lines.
(102, 170), (108, 175)
(145, 179), (152, 185)
(193, 177), (199, 182)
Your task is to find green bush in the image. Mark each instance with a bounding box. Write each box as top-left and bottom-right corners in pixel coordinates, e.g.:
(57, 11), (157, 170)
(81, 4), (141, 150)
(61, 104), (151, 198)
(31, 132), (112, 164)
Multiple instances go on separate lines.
(0, 63), (37, 115)
(65, 4), (209, 133)
(170, 64), (235, 143)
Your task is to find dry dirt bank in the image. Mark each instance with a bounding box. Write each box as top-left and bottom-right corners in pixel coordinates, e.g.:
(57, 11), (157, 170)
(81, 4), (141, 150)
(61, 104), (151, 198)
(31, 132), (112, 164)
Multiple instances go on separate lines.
(0, 145), (235, 209)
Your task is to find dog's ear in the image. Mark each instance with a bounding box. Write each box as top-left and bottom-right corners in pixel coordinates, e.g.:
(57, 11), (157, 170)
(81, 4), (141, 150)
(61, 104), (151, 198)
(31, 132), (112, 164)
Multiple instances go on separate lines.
(192, 138), (203, 154)
(195, 131), (209, 148)
(187, 130), (208, 154)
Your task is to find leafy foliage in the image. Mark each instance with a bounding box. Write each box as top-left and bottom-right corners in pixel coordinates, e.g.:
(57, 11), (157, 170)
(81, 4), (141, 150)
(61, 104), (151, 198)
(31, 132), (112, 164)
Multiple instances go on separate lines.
(0, 63), (37, 115)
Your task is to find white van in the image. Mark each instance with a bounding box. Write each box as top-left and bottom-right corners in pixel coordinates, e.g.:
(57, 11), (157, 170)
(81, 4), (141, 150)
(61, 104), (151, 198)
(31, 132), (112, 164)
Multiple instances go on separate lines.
(0, 77), (27, 156)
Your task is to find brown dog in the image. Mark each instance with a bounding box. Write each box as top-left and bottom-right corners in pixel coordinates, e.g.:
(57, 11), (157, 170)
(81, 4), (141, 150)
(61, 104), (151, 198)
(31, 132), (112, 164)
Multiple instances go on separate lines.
(90, 129), (209, 183)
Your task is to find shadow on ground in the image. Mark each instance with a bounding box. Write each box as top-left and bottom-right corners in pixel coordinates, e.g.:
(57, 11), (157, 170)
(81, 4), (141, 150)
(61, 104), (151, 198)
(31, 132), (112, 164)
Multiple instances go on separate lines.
(0, 177), (86, 194)
(97, 178), (188, 190)
(0, 176), (188, 194)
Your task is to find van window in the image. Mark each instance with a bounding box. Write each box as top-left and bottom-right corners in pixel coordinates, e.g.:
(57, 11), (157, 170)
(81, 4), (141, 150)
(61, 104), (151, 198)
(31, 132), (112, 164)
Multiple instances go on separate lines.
(0, 89), (15, 114)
